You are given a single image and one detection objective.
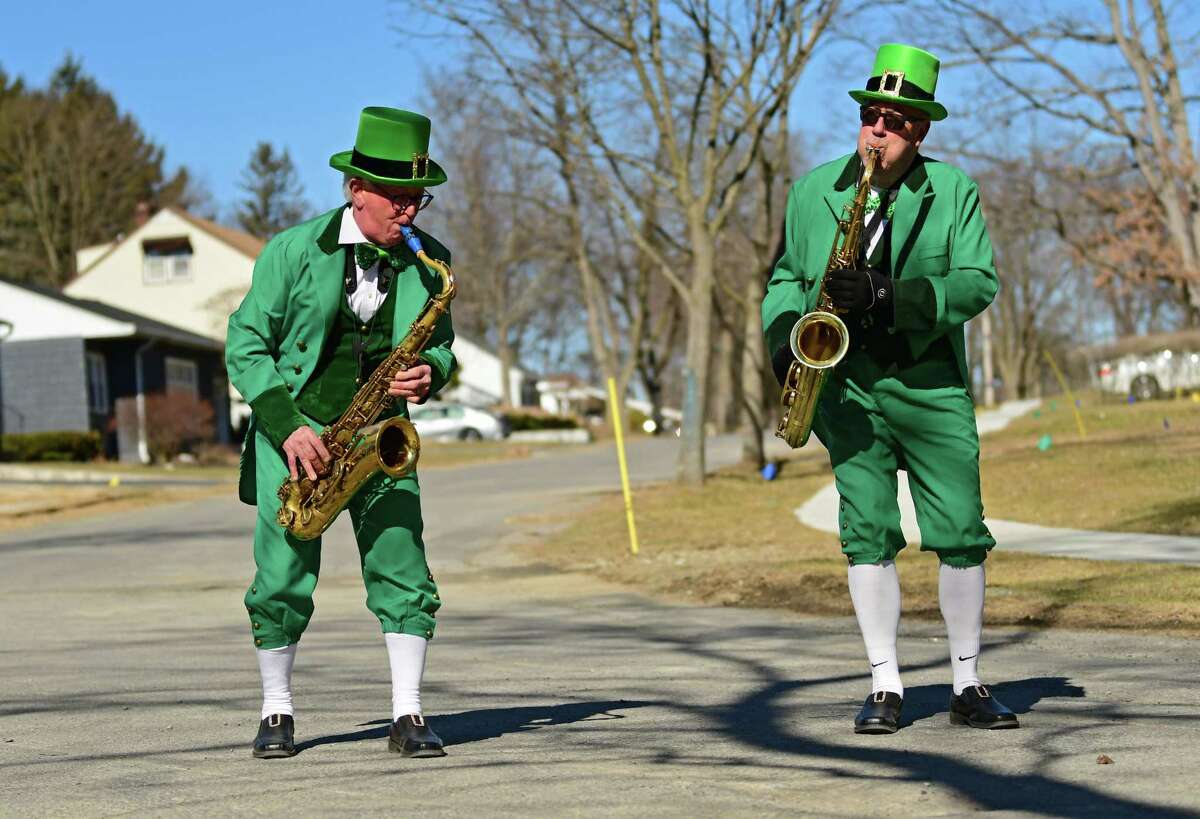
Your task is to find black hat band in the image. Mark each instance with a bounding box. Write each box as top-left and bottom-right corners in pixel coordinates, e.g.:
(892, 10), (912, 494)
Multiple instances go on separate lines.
(350, 149), (429, 180)
(865, 74), (934, 101)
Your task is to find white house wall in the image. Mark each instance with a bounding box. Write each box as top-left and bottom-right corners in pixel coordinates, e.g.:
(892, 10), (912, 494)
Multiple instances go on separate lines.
(65, 210), (255, 341)
(75, 242), (116, 273)
(443, 335), (525, 407)
(0, 281), (134, 341)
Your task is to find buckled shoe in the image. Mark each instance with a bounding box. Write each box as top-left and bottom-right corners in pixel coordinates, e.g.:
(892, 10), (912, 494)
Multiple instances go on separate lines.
(388, 714), (447, 757)
(252, 713), (297, 758)
(949, 684), (1020, 729)
(854, 690), (903, 734)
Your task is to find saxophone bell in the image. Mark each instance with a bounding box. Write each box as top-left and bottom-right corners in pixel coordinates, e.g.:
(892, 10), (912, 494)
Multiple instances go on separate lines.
(789, 310), (850, 370)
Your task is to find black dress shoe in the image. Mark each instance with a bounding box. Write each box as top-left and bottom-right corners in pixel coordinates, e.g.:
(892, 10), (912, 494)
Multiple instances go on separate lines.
(252, 713), (297, 758)
(388, 714), (447, 758)
(854, 691), (903, 734)
(949, 684), (1020, 729)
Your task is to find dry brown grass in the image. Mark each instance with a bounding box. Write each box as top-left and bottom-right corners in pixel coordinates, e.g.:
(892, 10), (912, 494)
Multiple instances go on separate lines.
(0, 483), (230, 532)
(523, 397), (1200, 636)
(981, 393), (1200, 534)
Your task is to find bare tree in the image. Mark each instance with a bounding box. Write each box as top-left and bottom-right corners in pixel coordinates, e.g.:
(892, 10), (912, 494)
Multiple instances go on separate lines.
(562, 0), (840, 482)
(419, 0), (667, 428)
(426, 80), (562, 406)
(929, 0), (1200, 316)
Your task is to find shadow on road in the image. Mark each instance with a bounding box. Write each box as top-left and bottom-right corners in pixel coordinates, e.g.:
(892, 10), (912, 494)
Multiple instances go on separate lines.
(295, 700), (652, 753)
(900, 676), (1087, 726)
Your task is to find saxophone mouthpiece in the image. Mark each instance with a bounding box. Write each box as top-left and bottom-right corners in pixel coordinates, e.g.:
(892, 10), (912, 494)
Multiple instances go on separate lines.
(398, 224), (424, 257)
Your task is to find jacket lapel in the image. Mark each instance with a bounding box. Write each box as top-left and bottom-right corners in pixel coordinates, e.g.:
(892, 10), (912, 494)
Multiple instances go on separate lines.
(312, 207), (349, 337)
(822, 154), (861, 223)
(890, 156), (936, 277)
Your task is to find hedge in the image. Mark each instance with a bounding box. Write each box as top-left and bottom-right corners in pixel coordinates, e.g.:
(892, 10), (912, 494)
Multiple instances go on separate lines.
(500, 412), (579, 432)
(0, 430), (102, 462)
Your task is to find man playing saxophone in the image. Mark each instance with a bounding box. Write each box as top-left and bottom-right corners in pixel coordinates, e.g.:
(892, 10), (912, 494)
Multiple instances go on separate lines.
(227, 107), (454, 759)
(763, 45), (1017, 734)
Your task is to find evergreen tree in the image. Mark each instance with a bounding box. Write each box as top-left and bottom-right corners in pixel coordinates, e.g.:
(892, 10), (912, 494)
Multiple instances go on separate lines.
(234, 142), (310, 239)
(0, 56), (185, 286)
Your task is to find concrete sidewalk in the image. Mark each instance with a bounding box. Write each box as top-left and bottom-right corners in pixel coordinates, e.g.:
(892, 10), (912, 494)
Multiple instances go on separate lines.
(794, 399), (1200, 564)
(796, 474), (1200, 564)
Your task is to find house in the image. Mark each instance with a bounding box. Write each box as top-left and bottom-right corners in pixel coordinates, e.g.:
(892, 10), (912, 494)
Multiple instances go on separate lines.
(69, 206), (264, 342)
(0, 279), (230, 462)
(535, 373), (681, 430)
(66, 207), (534, 419)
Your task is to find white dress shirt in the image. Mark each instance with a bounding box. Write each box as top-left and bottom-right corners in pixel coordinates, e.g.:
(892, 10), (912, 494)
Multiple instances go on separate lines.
(338, 207), (392, 323)
(863, 186), (898, 261)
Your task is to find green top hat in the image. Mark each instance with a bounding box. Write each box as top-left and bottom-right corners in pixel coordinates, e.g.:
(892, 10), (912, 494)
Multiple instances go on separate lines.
(848, 43), (948, 121)
(329, 107), (448, 187)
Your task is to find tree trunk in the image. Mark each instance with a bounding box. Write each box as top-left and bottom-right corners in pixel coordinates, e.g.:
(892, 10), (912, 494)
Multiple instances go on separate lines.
(496, 324), (514, 407)
(677, 224), (715, 485)
(980, 308), (996, 408)
(711, 321), (735, 433)
(739, 272), (767, 468)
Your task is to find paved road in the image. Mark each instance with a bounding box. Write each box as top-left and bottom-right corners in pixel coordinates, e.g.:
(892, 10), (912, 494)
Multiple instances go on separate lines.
(1, 435), (1197, 816)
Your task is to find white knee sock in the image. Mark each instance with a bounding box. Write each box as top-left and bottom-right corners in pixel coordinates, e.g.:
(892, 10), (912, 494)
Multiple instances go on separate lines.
(939, 563), (986, 694)
(847, 560), (903, 697)
(385, 633), (428, 721)
(257, 644), (297, 719)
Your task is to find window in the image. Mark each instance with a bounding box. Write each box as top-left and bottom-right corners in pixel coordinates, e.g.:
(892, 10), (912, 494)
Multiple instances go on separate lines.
(142, 237), (193, 283)
(86, 352), (109, 413)
(165, 356), (199, 396)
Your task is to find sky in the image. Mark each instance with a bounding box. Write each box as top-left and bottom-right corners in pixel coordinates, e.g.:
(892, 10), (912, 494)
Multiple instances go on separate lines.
(1, 0), (452, 213)
(4, 1), (1190, 222)
(0, 1), (937, 220)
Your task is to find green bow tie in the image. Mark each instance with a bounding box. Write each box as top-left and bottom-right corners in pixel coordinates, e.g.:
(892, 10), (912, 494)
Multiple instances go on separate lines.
(865, 190), (896, 220)
(354, 242), (403, 271)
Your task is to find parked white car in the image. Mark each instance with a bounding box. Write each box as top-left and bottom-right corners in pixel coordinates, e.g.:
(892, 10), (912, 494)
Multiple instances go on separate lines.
(408, 402), (506, 441)
(1090, 330), (1200, 401)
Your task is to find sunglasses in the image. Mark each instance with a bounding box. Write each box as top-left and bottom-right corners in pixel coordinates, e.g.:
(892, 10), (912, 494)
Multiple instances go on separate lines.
(366, 181), (434, 212)
(859, 105), (927, 133)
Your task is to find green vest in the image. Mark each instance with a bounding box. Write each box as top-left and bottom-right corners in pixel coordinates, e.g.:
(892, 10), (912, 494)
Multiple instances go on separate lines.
(295, 255), (400, 424)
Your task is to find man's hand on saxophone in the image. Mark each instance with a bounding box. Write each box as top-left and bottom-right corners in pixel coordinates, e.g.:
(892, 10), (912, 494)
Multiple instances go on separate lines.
(283, 426), (331, 483)
(827, 265), (893, 314)
(387, 362), (433, 403)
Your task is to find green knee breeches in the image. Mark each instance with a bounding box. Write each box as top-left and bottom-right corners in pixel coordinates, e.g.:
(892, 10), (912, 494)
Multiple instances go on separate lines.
(813, 348), (995, 568)
(244, 424), (440, 649)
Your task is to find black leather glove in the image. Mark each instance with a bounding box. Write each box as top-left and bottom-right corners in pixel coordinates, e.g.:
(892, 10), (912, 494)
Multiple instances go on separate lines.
(827, 266), (893, 314)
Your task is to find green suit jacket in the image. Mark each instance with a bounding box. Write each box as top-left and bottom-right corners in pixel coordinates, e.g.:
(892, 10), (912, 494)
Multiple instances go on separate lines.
(762, 153), (998, 389)
(226, 206), (456, 504)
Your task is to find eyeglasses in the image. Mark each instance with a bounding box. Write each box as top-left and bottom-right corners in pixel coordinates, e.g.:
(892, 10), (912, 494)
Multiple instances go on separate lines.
(859, 105), (926, 133)
(366, 181), (434, 212)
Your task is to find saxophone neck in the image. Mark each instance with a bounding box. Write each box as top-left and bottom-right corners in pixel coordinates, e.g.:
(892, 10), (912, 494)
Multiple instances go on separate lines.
(399, 224), (456, 301)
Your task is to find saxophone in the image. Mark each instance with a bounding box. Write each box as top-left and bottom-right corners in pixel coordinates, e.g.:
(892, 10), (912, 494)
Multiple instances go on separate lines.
(776, 146), (880, 448)
(276, 225), (456, 540)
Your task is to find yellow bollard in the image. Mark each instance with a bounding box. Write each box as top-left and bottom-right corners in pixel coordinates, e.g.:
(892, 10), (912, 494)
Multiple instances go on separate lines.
(1042, 350), (1087, 439)
(606, 377), (640, 556)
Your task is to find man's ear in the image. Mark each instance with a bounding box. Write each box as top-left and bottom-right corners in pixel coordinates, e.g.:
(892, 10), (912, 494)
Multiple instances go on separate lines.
(912, 120), (930, 150)
(348, 177), (366, 207)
